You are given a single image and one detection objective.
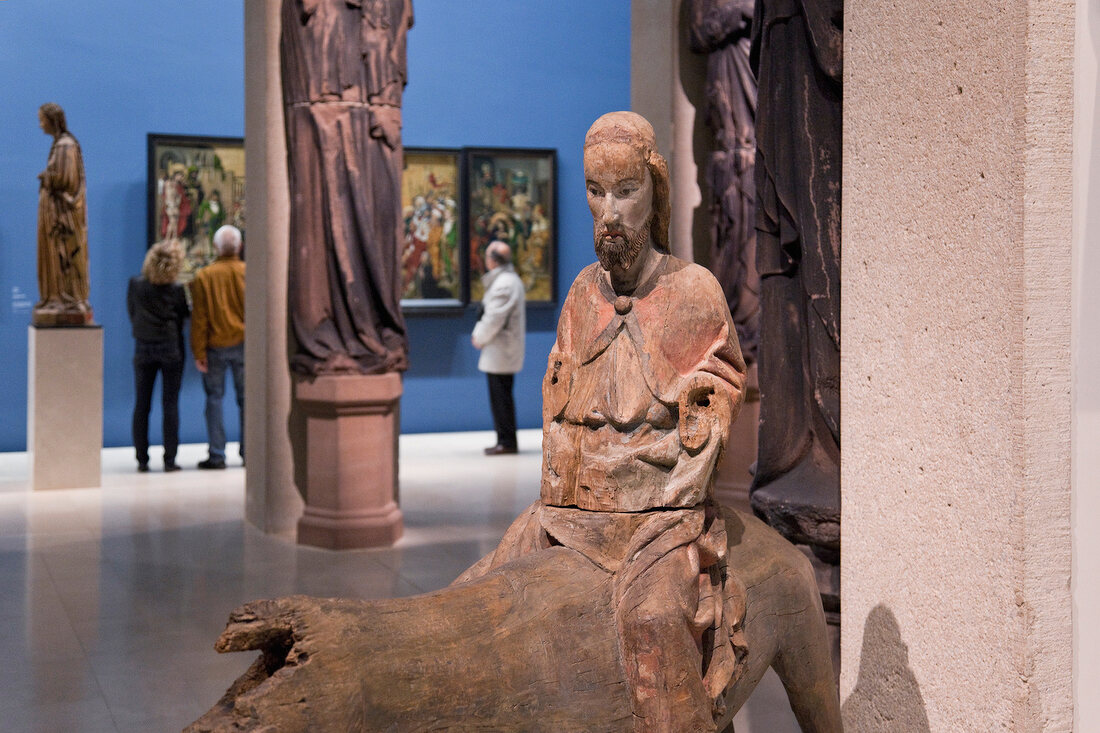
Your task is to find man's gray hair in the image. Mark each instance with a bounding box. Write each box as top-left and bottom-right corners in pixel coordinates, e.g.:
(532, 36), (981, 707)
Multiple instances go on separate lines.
(213, 225), (242, 256)
(487, 240), (512, 265)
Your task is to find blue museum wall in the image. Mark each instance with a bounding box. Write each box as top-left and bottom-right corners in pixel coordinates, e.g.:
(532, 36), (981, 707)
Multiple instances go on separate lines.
(0, 0), (630, 451)
(0, 2), (246, 453)
(400, 0), (631, 435)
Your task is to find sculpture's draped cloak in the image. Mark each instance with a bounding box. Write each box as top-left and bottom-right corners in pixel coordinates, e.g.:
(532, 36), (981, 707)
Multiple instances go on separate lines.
(37, 133), (89, 308)
(688, 0), (761, 364)
(281, 0), (412, 375)
(749, 0), (842, 484)
(543, 257), (746, 512)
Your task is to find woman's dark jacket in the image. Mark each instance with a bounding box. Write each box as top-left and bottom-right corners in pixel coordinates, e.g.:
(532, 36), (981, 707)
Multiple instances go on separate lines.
(127, 276), (189, 358)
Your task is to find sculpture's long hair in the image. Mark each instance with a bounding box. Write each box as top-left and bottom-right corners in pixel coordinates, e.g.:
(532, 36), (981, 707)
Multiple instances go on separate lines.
(142, 241), (183, 285)
(584, 111), (671, 254)
(647, 150), (671, 254)
(39, 103), (68, 135)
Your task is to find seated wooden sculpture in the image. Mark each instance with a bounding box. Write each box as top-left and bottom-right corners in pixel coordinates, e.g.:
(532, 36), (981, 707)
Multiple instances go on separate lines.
(188, 112), (841, 733)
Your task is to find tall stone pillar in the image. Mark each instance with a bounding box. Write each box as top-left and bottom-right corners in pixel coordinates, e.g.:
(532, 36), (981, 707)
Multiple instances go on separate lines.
(631, 0), (704, 263)
(243, 0), (303, 536)
(842, 0), (1073, 728)
(1073, 0), (1100, 723)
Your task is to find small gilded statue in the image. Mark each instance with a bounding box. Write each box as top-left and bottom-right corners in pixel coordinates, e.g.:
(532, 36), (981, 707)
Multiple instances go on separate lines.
(35, 103), (93, 326)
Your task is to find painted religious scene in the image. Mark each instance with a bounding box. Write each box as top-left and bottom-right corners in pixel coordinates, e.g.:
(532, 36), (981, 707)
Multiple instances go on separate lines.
(401, 148), (462, 305)
(466, 148), (555, 303)
(147, 134), (246, 282)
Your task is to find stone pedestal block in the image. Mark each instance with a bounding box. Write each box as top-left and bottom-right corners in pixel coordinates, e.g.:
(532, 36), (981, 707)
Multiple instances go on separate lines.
(295, 373), (403, 549)
(28, 326), (102, 490)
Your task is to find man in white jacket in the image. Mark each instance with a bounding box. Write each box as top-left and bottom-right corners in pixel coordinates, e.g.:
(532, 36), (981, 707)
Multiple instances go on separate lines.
(472, 241), (526, 455)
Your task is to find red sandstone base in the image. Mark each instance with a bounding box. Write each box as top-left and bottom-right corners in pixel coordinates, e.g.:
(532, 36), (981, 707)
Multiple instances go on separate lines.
(295, 373), (403, 549)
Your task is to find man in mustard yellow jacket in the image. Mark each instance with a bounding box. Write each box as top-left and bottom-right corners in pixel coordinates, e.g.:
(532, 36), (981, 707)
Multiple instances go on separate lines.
(190, 225), (245, 469)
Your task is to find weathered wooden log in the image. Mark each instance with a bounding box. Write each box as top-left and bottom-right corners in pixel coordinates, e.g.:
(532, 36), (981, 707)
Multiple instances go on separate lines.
(188, 547), (630, 732)
(720, 508), (841, 732)
(186, 507), (839, 732)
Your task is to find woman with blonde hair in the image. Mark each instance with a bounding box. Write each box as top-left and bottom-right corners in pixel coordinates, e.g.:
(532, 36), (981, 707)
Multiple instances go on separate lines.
(127, 241), (189, 472)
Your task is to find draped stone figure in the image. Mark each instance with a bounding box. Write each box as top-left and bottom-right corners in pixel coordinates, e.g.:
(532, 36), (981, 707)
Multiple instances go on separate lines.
(688, 0), (760, 365)
(187, 112), (840, 733)
(282, 0), (412, 376)
(748, 0), (843, 557)
(34, 103), (93, 327)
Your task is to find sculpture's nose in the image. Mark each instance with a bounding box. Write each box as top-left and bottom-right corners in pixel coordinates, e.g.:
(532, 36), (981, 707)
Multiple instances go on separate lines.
(602, 195), (622, 228)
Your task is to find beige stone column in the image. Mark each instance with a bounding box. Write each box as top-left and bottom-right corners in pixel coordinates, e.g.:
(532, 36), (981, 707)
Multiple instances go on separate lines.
(843, 0), (1073, 728)
(1074, 0), (1100, 724)
(243, 0), (303, 536)
(631, 0), (705, 263)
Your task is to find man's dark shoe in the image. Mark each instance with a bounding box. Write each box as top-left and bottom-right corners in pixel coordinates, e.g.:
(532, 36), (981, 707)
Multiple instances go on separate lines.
(484, 445), (518, 456)
(198, 458), (227, 470)
(137, 463), (149, 473)
(164, 462), (181, 473)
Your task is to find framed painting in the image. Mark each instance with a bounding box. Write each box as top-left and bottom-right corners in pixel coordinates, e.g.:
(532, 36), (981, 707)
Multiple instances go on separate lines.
(147, 134), (246, 283)
(464, 148), (557, 305)
(401, 147), (465, 311)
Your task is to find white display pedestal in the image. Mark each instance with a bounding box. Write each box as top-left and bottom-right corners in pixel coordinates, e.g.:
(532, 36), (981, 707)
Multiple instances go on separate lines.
(28, 326), (103, 490)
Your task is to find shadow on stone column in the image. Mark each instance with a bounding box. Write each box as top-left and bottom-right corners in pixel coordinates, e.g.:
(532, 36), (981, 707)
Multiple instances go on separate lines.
(841, 605), (930, 731)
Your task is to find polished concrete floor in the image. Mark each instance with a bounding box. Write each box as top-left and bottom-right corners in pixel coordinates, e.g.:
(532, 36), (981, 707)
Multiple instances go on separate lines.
(0, 429), (797, 732)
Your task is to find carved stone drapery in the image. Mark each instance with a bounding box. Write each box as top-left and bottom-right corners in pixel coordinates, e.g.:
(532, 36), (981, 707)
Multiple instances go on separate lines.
(688, 0), (761, 365)
(282, 0), (412, 377)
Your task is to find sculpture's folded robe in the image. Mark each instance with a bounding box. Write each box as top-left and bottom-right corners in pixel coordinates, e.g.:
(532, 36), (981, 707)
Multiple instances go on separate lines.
(542, 257), (745, 511)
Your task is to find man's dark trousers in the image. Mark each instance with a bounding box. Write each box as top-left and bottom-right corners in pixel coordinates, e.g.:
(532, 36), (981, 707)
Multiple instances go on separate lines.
(487, 373), (516, 450)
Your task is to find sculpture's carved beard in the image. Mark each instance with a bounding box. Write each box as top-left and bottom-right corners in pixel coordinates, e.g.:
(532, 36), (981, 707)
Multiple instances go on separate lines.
(594, 215), (651, 273)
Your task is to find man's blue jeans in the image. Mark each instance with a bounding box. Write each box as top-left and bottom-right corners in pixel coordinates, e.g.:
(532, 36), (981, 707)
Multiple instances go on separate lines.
(203, 342), (244, 461)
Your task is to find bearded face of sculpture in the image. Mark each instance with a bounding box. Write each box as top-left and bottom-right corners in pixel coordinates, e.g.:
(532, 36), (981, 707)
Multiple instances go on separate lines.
(584, 142), (655, 292)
